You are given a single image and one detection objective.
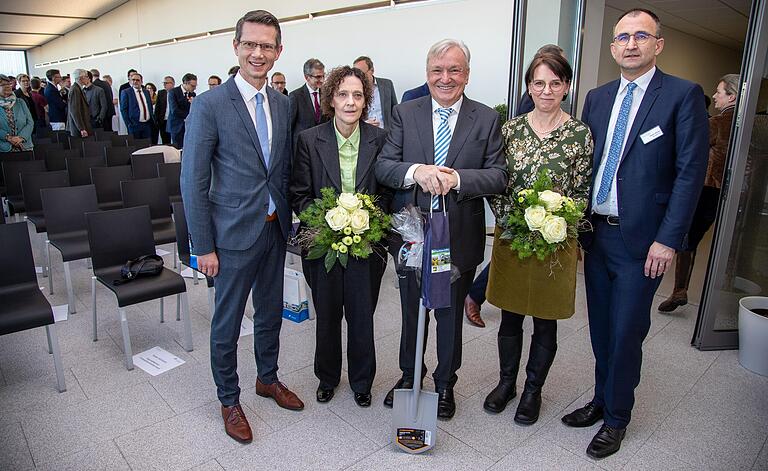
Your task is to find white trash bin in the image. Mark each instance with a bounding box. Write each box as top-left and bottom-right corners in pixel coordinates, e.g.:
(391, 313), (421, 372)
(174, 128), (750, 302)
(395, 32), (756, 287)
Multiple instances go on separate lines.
(738, 296), (768, 377)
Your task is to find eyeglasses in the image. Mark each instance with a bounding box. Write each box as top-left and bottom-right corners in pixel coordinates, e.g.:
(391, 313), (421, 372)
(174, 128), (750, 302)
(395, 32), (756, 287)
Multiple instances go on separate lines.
(308, 74), (325, 81)
(429, 67), (466, 78)
(272, 81), (286, 85)
(529, 79), (566, 93)
(334, 91), (364, 100)
(238, 41), (277, 53)
(613, 31), (659, 46)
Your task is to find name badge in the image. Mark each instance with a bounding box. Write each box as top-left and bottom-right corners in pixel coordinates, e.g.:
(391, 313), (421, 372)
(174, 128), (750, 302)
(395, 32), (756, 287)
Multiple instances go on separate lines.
(640, 126), (664, 144)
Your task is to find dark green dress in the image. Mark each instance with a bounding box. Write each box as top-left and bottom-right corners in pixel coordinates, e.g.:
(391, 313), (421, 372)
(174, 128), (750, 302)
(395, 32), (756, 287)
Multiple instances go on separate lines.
(486, 114), (593, 320)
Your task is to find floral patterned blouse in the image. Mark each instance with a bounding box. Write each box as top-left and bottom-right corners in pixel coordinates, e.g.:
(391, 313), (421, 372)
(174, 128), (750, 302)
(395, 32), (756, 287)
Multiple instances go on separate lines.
(490, 113), (594, 221)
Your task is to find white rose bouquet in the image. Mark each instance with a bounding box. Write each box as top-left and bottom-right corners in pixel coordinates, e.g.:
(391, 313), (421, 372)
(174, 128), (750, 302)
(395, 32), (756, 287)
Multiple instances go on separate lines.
(499, 171), (587, 260)
(296, 187), (390, 272)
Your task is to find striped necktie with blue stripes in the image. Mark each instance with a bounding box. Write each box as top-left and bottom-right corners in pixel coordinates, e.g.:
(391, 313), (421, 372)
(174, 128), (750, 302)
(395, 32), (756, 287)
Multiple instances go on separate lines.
(432, 107), (454, 209)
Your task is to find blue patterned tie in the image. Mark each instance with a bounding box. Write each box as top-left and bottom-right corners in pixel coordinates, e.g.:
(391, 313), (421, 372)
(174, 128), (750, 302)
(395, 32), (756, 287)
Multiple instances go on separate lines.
(255, 92), (276, 215)
(596, 82), (637, 205)
(432, 107), (454, 209)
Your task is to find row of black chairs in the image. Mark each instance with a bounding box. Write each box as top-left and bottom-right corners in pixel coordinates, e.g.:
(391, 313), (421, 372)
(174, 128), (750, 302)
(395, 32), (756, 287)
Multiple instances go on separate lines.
(34, 128), (151, 151)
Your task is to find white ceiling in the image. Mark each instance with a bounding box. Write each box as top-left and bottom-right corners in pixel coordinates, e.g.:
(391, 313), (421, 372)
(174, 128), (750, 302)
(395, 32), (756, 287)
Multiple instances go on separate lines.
(606, 0), (751, 51)
(0, 0), (128, 50)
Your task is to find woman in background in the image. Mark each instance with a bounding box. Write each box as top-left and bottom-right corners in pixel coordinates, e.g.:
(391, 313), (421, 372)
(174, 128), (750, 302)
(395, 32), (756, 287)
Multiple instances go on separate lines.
(0, 74), (34, 152)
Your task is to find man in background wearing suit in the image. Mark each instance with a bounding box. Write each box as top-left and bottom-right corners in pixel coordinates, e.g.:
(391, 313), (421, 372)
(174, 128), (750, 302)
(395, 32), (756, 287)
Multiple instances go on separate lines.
(270, 72), (288, 95)
(353, 56), (398, 130)
(375, 39), (508, 419)
(181, 9), (303, 444)
(43, 69), (66, 131)
(289, 58), (328, 146)
(154, 76), (174, 145)
(90, 69), (115, 131)
(167, 73), (197, 149)
(401, 82), (430, 103)
(119, 72), (154, 139)
(67, 69), (93, 137)
(118, 69), (137, 95)
(561, 9), (708, 459)
(83, 71), (108, 129)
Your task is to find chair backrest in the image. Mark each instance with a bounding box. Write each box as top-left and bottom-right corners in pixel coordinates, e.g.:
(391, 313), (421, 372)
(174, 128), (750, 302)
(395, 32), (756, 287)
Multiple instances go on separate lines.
(110, 134), (129, 147)
(128, 137), (151, 150)
(68, 135), (94, 153)
(0, 150), (33, 162)
(1, 160), (46, 198)
(20, 170), (69, 217)
(35, 127), (52, 140)
(82, 140), (112, 158)
(131, 153), (164, 180)
(121, 177), (171, 220)
(105, 146), (136, 167)
(86, 206), (156, 271)
(51, 130), (69, 146)
(33, 142), (65, 162)
(157, 162), (181, 200)
(90, 165), (132, 206)
(94, 128), (115, 142)
(32, 137), (52, 147)
(42, 184), (99, 239)
(66, 156), (105, 186)
(171, 201), (190, 258)
(0, 222), (39, 293)
(45, 148), (82, 171)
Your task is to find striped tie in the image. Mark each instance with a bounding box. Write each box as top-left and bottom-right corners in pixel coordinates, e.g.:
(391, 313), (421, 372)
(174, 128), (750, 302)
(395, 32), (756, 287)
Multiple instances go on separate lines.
(432, 107), (454, 209)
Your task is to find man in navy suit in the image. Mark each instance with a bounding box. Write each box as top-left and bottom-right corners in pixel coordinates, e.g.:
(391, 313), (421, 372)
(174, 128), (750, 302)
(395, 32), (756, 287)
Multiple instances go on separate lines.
(561, 9), (708, 459)
(167, 73), (197, 149)
(119, 72), (154, 139)
(181, 9), (303, 444)
(43, 69), (67, 131)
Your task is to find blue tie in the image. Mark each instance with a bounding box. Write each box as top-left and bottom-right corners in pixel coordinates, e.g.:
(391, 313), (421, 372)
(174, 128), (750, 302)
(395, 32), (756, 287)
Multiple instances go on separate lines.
(255, 92), (276, 215)
(596, 82), (637, 205)
(432, 107), (454, 209)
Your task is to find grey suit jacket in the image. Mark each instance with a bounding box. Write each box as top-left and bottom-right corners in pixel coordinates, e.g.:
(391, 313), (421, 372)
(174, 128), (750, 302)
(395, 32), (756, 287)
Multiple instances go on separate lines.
(375, 95), (508, 273)
(374, 76), (398, 130)
(83, 85), (108, 125)
(181, 78), (292, 255)
(67, 83), (93, 137)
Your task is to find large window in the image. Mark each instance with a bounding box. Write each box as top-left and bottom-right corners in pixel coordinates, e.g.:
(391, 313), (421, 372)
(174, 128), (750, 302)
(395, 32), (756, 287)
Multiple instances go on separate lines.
(0, 51), (28, 77)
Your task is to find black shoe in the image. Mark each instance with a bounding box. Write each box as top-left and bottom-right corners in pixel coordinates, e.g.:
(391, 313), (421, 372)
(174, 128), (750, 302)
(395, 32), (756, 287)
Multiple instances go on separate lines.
(562, 401), (604, 428)
(514, 390), (541, 425)
(483, 333), (523, 413)
(586, 424), (626, 459)
(383, 377), (412, 408)
(316, 386), (335, 403)
(514, 340), (555, 425)
(436, 388), (456, 420)
(354, 392), (372, 407)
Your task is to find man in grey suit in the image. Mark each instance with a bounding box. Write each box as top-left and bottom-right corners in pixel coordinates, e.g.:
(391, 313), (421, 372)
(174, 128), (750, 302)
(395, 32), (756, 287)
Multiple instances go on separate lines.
(375, 39), (508, 419)
(353, 56), (398, 130)
(181, 9), (304, 444)
(83, 71), (108, 129)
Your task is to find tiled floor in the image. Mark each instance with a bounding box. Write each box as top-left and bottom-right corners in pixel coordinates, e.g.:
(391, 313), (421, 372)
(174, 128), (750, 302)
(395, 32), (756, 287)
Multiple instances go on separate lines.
(2, 221), (767, 470)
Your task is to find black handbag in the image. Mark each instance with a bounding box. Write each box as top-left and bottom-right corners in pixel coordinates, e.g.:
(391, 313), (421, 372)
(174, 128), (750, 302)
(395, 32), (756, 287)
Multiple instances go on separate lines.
(113, 254), (164, 285)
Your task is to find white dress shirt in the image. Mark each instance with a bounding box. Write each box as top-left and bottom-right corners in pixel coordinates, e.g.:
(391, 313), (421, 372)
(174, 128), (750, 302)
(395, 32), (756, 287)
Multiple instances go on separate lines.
(234, 72), (272, 151)
(592, 66), (656, 216)
(135, 88), (149, 122)
(305, 82), (320, 114)
(164, 90), (170, 120)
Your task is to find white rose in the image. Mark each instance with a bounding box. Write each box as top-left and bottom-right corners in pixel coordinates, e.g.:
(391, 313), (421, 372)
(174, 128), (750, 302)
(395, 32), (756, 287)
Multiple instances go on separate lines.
(325, 206), (351, 231)
(349, 208), (370, 234)
(524, 205), (548, 230)
(540, 215), (568, 244)
(337, 193), (362, 211)
(538, 190), (563, 212)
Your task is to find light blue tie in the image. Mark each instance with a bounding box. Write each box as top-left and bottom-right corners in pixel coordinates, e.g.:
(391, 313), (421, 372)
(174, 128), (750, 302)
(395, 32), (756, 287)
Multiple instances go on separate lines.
(255, 92), (276, 215)
(596, 82), (637, 205)
(432, 107), (454, 209)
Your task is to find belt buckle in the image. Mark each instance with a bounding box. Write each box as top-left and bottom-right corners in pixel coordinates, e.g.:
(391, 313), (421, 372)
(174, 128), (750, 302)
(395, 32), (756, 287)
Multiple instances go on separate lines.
(606, 215), (619, 226)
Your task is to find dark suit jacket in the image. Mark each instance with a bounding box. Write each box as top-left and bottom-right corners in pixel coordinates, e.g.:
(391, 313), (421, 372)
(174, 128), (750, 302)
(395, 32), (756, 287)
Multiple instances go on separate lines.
(119, 82), (130, 94)
(289, 85), (329, 146)
(119, 87), (154, 131)
(43, 82), (67, 123)
(93, 78), (115, 119)
(401, 83), (430, 103)
(374, 76), (398, 130)
(375, 95), (508, 273)
(154, 88), (169, 123)
(580, 68), (709, 258)
(167, 86), (194, 134)
(67, 83), (93, 136)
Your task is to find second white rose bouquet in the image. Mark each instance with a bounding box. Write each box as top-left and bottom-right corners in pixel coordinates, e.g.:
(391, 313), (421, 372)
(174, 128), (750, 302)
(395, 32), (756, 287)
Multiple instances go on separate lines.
(297, 187), (390, 272)
(499, 172), (587, 260)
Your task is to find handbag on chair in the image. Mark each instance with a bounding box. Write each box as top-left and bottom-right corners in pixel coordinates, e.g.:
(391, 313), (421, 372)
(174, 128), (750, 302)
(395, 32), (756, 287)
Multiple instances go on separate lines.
(113, 254), (164, 285)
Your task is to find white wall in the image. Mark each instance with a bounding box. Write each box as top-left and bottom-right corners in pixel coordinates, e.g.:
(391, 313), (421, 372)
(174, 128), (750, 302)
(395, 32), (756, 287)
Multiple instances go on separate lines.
(26, 0), (513, 107)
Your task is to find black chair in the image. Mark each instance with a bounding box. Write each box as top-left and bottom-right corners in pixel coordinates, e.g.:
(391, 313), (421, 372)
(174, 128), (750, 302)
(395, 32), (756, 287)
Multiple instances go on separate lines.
(68, 135), (93, 153)
(45, 148), (82, 171)
(90, 165), (132, 211)
(2, 160), (46, 216)
(127, 137), (151, 150)
(35, 126), (52, 140)
(32, 137), (52, 147)
(66, 156), (104, 186)
(42, 185), (99, 314)
(51, 130), (70, 146)
(172, 201), (214, 317)
(105, 146), (136, 167)
(34, 141), (65, 163)
(110, 134), (129, 147)
(157, 162), (182, 204)
(120, 178), (177, 266)
(94, 128), (115, 142)
(0, 222), (66, 392)
(0, 152), (33, 197)
(131, 153), (164, 180)
(86, 206), (193, 369)
(82, 140), (111, 158)
(20, 170), (70, 234)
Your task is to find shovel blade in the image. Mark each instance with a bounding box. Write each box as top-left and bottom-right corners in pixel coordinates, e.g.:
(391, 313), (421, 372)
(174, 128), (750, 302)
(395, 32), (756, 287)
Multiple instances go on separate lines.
(392, 388), (438, 453)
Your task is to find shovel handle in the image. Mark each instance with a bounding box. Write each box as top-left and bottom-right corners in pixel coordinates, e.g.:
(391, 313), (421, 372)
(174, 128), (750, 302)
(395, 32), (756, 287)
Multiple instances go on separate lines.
(410, 301), (427, 418)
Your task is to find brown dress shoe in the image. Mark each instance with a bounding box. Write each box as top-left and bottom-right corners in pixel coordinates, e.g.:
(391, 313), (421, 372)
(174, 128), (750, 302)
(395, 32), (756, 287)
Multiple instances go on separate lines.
(221, 404), (253, 443)
(255, 378), (305, 410)
(464, 295), (486, 328)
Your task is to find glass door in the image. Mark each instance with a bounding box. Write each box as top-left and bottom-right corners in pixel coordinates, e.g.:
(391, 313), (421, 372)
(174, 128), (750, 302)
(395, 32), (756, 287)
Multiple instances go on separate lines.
(694, 0), (768, 350)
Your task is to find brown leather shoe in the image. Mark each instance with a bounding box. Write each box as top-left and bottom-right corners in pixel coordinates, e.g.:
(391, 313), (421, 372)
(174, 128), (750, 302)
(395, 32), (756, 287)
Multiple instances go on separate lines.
(464, 295), (485, 328)
(255, 378), (305, 411)
(221, 404), (253, 443)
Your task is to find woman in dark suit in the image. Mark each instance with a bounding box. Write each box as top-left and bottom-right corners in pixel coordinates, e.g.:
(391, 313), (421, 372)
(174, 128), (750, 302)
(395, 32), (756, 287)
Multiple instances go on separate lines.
(290, 65), (390, 407)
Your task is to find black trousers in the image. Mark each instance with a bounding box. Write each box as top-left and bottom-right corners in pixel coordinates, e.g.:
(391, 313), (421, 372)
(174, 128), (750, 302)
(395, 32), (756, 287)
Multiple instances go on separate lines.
(304, 252), (386, 393)
(158, 120), (171, 145)
(686, 186), (720, 250)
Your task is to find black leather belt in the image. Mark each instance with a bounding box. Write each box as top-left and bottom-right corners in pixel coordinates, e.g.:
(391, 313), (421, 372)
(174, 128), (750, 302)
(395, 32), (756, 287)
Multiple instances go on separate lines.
(593, 213), (620, 226)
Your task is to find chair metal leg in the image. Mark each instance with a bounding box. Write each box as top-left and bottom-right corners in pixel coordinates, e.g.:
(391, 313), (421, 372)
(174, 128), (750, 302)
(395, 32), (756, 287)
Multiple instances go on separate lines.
(86, 257), (92, 269)
(193, 269), (199, 285)
(91, 276), (98, 341)
(63, 262), (76, 314)
(176, 294), (181, 321)
(39, 233), (48, 278)
(207, 286), (215, 317)
(160, 297), (164, 323)
(173, 244), (177, 269)
(46, 240), (53, 295)
(45, 324), (67, 392)
(179, 292), (194, 352)
(46, 324), (53, 354)
(118, 308), (134, 370)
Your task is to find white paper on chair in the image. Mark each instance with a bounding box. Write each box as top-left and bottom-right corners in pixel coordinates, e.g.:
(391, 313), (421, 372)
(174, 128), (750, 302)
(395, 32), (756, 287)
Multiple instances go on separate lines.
(283, 273), (300, 306)
(180, 267), (196, 278)
(35, 266), (43, 274)
(240, 316), (254, 337)
(133, 347), (185, 376)
(156, 248), (170, 256)
(52, 304), (68, 323)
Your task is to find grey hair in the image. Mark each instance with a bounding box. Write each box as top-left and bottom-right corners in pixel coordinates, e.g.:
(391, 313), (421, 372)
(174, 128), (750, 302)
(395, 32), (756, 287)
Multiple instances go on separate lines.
(72, 68), (88, 80)
(719, 73), (740, 97)
(303, 58), (325, 77)
(426, 39), (471, 69)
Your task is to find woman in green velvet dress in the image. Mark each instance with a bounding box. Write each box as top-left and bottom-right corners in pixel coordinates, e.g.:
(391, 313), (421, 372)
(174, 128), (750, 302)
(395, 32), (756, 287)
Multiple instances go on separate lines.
(483, 53), (593, 425)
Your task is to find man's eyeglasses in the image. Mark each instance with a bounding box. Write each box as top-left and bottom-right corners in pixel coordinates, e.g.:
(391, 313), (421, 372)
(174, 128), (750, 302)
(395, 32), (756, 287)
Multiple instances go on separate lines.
(529, 80), (566, 93)
(613, 31), (659, 46)
(238, 41), (277, 53)
(272, 81), (286, 85)
(309, 74), (325, 81)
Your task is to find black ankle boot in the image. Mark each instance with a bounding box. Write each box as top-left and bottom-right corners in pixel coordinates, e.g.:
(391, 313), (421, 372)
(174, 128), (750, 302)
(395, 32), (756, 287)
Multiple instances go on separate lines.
(514, 340), (556, 425)
(483, 333), (523, 413)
